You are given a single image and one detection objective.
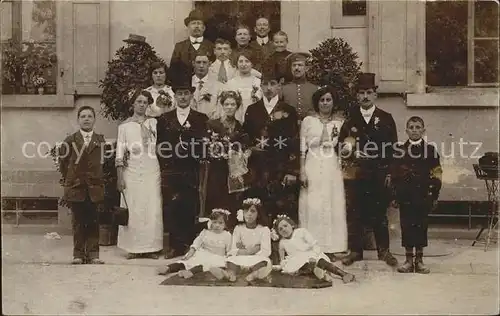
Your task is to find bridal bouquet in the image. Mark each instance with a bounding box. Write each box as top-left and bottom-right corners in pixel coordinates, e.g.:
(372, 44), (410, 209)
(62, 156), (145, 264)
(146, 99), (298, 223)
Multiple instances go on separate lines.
(156, 90), (173, 109)
(201, 130), (232, 161)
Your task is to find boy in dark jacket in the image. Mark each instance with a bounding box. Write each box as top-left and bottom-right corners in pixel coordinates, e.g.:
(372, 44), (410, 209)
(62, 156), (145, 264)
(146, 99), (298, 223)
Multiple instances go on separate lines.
(392, 116), (442, 273)
(59, 106), (106, 264)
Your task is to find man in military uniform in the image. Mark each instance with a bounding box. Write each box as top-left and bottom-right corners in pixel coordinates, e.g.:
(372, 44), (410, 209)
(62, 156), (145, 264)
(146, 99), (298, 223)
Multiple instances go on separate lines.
(281, 52), (318, 121)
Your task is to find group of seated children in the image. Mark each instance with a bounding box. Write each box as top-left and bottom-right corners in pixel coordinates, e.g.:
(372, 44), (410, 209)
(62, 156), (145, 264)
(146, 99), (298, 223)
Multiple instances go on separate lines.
(157, 198), (355, 284)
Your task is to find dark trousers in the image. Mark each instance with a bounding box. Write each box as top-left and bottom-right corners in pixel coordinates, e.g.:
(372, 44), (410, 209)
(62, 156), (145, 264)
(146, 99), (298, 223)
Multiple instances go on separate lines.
(162, 169), (199, 255)
(399, 198), (431, 248)
(71, 196), (100, 260)
(345, 171), (391, 254)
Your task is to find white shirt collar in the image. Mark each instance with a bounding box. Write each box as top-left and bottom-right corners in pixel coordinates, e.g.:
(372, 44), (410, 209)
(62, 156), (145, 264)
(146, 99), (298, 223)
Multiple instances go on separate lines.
(409, 138), (424, 145)
(192, 74), (209, 86)
(189, 36), (203, 43)
(360, 105), (375, 116)
(257, 36), (269, 45)
(80, 129), (93, 138)
(176, 106), (190, 116)
(263, 95), (279, 113)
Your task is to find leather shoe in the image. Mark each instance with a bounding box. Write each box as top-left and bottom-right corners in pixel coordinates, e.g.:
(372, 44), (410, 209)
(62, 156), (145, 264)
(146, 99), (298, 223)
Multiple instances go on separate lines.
(164, 249), (182, 259)
(414, 259), (430, 274)
(378, 251), (398, 267)
(341, 252), (363, 266)
(397, 260), (414, 273)
(88, 258), (105, 264)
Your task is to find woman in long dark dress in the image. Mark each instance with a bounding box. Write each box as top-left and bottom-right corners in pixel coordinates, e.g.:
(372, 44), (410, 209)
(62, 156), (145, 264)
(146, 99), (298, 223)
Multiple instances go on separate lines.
(204, 90), (251, 229)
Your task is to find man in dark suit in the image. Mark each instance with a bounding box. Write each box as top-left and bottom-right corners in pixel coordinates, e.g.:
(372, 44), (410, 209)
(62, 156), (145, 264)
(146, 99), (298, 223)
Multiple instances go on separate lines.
(253, 17), (274, 60)
(281, 52), (318, 120)
(243, 70), (300, 223)
(59, 106), (105, 265)
(156, 78), (209, 258)
(169, 10), (214, 80)
(338, 73), (399, 267)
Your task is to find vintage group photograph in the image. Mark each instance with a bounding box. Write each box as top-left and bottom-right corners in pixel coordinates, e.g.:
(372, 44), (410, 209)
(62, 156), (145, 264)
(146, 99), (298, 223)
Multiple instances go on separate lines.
(1, 0), (499, 315)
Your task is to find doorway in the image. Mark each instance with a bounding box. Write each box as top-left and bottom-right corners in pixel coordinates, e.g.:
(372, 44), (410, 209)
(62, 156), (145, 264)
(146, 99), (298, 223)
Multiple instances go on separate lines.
(195, 1), (281, 46)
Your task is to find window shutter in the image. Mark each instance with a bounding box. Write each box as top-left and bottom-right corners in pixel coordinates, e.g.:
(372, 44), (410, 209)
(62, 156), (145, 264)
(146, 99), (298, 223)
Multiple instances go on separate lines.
(62, 1), (110, 96)
(367, 0), (418, 93)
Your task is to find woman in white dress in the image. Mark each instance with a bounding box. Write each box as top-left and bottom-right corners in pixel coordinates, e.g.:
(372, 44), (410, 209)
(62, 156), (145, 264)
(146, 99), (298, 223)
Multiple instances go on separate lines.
(226, 198), (272, 283)
(273, 215), (355, 283)
(298, 86), (347, 256)
(226, 51), (263, 123)
(116, 89), (163, 259)
(144, 62), (175, 117)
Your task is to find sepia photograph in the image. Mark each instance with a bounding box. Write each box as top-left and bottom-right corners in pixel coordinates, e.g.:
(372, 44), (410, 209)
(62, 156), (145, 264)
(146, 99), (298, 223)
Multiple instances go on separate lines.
(1, 0), (499, 314)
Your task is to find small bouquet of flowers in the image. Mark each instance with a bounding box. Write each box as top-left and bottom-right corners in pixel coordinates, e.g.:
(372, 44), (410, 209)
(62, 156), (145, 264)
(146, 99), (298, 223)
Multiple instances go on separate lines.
(202, 129), (232, 161)
(33, 76), (46, 88)
(156, 90), (173, 109)
(250, 85), (262, 103)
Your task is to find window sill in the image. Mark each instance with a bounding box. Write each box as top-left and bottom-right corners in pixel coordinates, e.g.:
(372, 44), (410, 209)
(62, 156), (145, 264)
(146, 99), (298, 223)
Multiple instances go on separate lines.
(406, 87), (499, 107)
(1, 94), (74, 108)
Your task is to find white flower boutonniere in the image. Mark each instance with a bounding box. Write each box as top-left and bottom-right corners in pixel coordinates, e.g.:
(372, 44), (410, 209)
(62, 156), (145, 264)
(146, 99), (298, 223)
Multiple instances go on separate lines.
(351, 127), (358, 133)
(184, 121), (191, 129)
(374, 117), (380, 129)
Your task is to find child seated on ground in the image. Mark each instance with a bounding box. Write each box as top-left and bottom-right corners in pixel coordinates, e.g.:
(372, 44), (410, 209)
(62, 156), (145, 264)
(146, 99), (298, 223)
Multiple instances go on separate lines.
(272, 215), (355, 283)
(225, 198), (272, 283)
(157, 209), (232, 279)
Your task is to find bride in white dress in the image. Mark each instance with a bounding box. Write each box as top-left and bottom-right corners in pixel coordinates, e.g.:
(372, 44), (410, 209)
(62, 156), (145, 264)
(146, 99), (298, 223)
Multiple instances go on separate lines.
(116, 89), (163, 259)
(298, 86), (347, 255)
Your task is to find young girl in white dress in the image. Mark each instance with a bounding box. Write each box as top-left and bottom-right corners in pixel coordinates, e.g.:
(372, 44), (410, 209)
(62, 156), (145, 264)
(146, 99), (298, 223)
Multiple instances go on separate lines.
(226, 198), (272, 283)
(272, 215), (355, 284)
(144, 62), (175, 117)
(157, 209), (232, 279)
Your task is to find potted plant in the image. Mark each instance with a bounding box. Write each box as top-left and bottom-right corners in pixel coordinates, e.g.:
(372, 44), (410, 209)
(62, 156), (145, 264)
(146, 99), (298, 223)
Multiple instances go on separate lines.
(33, 76), (47, 94)
(2, 40), (57, 94)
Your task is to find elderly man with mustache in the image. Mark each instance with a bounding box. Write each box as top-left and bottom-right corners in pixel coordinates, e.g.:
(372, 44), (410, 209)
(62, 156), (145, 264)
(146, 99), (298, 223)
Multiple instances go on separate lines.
(281, 52), (318, 123)
(169, 10), (214, 80)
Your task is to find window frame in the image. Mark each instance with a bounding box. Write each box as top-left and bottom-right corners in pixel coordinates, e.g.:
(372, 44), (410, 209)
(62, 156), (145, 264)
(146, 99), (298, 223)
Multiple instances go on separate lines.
(1, 0), (73, 108)
(467, 0), (499, 87)
(330, 0), (367, 29)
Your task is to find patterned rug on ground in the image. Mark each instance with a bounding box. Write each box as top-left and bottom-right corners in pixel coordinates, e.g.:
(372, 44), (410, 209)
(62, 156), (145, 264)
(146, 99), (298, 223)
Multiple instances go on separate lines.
(160, 270), (332, 288)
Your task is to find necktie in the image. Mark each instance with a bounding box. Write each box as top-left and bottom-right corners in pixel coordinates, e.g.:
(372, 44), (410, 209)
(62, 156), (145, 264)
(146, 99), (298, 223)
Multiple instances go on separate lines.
(320, 122), (329, 145)
(84, 135), (91, 148)
(218, 62), (227, 83)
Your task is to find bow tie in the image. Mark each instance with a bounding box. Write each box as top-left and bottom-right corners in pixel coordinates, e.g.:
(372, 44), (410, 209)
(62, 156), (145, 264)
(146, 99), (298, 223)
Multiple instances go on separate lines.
(191, 38), (202, 44)
(361, 112), (372, 117)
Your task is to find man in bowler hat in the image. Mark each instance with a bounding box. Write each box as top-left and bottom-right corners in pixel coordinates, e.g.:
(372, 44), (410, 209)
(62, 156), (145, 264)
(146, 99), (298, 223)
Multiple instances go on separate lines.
(281, 52), (318, 121)
(156, 74), (209, 258)
(169, 10), (214, 80)
(338, 73), (399, 267)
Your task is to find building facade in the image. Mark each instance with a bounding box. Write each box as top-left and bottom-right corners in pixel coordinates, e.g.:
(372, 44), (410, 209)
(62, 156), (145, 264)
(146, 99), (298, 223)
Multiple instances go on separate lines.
(1, 0), (498, 228)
